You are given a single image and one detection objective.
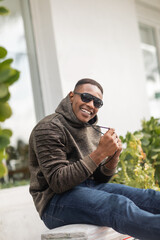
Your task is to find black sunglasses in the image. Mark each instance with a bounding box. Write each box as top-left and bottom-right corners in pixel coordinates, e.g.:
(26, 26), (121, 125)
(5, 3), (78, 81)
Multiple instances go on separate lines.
(74, 92), (103, 108)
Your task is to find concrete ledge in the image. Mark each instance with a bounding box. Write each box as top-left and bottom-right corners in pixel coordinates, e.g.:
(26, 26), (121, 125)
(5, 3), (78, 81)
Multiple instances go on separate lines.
(41, 224), (133, 240)
(0, 185), (47, 240)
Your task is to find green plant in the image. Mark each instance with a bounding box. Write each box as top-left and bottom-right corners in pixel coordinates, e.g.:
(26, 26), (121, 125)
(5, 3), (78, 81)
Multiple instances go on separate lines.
(136, 117), (160, 185)
(0, 0), (9, 16)
(0, 179), (29, 189)
(112, 130), (160, 191)
(0, 2), (20, 178)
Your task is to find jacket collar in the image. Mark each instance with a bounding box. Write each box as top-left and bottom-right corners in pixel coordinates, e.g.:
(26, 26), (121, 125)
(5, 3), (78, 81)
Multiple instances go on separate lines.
(55, 94), (98, 128)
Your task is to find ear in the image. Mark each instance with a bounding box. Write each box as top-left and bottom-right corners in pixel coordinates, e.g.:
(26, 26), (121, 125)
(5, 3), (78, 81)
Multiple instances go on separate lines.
(69, 91), (74, 103)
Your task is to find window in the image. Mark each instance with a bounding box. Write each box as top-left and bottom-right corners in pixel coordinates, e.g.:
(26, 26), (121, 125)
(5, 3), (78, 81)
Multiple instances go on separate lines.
(136, 0), (160, 118)
(139, 23), (160, 118)
(0, 0), (41, 185)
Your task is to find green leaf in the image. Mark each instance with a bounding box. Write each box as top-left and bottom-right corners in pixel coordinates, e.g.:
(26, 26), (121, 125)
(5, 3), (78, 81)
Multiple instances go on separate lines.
(0, 66), (20, 85)
(0, 92), (10, 102)
(0, 134), (10, 150)
(119, 136), (125, 142)
(0, 149), (6, 161)
(0, 68), (11, 83)
(151, 148), (160, 153)
(0, 83), (9, 98)
(2, 129), (12, 137)
(6, 69), (20, 85)
(155, 127), (160, 134)
(0, 46), (7, 58)
(151, 154), (158, 160)
(0, 6), (10, 15)
(154, 161), (160, 166)
(134, 132), (143, 139)
(141, 138), (150, 146)
(0, 58), (13, 66)
(0, 161), (7, 177)
(142, 133), (151, 139)
(0, 102), (12, 121)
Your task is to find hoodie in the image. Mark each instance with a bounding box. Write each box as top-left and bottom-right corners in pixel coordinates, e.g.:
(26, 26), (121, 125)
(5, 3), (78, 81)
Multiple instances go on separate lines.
(29, 94), (115, 217)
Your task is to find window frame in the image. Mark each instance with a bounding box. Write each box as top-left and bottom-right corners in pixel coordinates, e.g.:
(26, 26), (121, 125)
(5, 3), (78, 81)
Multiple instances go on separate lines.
(20, 0), (45, 122)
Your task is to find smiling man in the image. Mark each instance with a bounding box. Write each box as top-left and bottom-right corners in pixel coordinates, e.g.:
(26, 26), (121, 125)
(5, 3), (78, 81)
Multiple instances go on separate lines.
(70, 82), (103, 122)
(29, 78), (160, 240)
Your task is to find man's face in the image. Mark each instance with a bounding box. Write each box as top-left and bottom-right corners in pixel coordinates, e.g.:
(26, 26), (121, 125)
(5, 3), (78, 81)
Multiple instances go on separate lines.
(69, 84), (103, 123)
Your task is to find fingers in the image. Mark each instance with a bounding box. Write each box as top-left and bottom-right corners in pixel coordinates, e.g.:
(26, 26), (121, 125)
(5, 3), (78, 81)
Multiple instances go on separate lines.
(109, 130), (122, 151)
(98, 128), (122, 157)
(116, 138), (122, 152)
(104, 128), (119, 144)
(107, 128), (115, 135)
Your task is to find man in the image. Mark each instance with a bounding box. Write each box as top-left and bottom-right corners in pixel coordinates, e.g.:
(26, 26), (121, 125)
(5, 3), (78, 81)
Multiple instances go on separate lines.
(29, 78), (160, 240)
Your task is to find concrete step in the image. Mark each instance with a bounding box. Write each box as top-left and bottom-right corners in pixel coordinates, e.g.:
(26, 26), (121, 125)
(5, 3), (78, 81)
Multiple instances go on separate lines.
(41, 224), (134, 240)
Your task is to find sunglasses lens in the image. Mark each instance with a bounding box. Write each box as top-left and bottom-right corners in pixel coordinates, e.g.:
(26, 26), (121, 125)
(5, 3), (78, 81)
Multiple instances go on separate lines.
(94, 99), (103, 108)
(81, 93), (92, 103)
(81, 93), (103, 108)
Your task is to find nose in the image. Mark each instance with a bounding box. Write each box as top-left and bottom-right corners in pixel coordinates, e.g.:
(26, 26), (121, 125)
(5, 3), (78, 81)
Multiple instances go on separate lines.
(86, 100), (94, 108)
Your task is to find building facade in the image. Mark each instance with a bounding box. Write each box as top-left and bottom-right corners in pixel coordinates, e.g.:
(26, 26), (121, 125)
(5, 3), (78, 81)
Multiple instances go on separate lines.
(1, 0), (160, 143)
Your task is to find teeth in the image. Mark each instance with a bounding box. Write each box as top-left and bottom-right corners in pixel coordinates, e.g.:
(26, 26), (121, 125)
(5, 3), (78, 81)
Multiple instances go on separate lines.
(81, 109), (92, 115)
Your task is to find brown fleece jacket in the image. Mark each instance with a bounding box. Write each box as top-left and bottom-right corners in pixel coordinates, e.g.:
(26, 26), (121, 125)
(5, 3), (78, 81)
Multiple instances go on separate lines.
(29, 94), (116, 217)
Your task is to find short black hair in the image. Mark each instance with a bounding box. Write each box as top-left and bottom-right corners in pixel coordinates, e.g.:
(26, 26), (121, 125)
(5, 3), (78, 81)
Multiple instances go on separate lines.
(74, 78), (103, 94)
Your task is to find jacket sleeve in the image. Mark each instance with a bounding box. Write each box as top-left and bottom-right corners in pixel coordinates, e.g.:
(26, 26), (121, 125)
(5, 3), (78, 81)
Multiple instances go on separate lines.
(31, 122), (98, 193)
(93, 162), (116, 183)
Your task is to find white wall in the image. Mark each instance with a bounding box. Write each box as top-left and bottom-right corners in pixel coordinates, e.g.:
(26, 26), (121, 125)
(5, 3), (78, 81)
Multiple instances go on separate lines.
(50, 0), (150, 135)
(0, 186), (47, 240)
(30, 0), (150, 136)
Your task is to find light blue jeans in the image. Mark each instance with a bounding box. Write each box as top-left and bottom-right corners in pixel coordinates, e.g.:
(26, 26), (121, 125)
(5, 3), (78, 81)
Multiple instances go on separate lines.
(42, 180), (160, 240)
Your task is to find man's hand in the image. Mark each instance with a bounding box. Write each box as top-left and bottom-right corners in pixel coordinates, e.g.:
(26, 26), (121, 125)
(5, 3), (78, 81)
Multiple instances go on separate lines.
(105, 137), (122, 169)
(90, 128), (122, 166)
